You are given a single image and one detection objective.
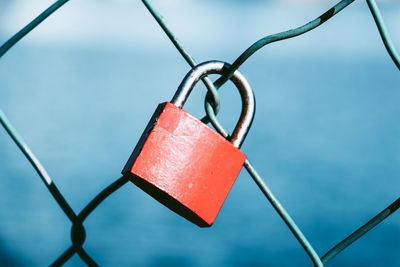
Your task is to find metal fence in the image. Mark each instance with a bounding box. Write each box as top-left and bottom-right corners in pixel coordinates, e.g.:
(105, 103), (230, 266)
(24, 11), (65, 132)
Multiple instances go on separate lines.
(0, 0), (399, 266)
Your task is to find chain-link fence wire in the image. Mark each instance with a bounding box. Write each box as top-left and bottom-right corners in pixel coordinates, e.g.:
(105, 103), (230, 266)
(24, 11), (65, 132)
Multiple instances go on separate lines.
(0, 0), (399, 266)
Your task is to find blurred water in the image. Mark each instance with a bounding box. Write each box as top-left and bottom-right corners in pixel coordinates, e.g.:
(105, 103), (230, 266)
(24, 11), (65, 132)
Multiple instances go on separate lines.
(1, 0), (400, 266)
(0, 43), (399, 266)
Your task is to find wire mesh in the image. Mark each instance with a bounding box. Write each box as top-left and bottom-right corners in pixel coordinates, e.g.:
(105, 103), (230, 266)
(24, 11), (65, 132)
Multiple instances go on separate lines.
(0, 0), (399, 266)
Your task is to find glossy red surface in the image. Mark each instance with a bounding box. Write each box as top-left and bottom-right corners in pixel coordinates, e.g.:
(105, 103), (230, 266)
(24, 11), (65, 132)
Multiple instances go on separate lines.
(123, 102), (246, 227)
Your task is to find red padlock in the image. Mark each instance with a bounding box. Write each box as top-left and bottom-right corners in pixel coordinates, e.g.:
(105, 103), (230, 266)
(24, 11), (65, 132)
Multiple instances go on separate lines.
(122, 61), (255, 227)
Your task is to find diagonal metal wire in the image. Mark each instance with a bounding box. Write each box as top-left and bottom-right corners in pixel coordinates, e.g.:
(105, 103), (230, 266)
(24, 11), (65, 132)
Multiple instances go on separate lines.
(321, 197), (400, 264)
(0, 0), (399, 266)
(0, 110), (76, 222)
(1, 110), (130, 265)
(142, 1), (358, 265)
(144, 0), (399, 266)
(0, 110), (99, 265)
(244, 159), (323, 266)
(0, 0), (70, 58)
(50, 246), (75, 267)
(204, 76), (400, 266)
(210, 0), (355, 91)
(50, 176), (129, 266)
(141, 0), (223, 133)
(142, 0), (220, 116)
(204, 0), (354, 123)
(141, 0), (355, 135)
(366, 0), (400, 70)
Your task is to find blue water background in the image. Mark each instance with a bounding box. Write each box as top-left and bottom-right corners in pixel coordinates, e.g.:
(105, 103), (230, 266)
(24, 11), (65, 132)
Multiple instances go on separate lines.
(0, 1), (399, 266)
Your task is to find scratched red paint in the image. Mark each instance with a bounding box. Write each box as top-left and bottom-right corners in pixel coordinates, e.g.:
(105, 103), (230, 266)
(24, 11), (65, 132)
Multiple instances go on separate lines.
(123, 102), (246, 227)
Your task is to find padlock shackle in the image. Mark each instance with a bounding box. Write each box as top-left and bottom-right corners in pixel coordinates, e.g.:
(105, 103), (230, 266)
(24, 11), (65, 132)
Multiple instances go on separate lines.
(171, 60), (255, 148)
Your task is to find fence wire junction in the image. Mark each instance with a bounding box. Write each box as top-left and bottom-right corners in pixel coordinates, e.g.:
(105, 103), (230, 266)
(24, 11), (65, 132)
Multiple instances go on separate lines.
(1, 0), (400, 266)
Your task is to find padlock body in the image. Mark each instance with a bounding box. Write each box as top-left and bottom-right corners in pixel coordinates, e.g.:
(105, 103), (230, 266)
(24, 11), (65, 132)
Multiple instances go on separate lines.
(122, 102), (246, 227)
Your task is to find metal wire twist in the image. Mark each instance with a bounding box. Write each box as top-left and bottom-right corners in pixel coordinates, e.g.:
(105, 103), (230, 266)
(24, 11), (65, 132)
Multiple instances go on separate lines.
(142, 0), (399, 265)
(0, 0), (399, 266)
